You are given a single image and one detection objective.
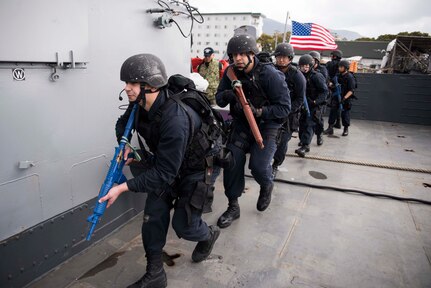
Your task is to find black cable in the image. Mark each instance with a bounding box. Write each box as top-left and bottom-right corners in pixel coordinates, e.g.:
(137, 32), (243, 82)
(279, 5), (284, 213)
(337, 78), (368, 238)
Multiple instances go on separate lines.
(155, 0), (204, 38)
(244, 174), (431, 206)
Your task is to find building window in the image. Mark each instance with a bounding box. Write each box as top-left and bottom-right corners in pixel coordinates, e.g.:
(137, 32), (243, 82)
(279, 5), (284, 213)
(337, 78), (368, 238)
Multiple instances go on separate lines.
(215, 42), (219, 46)
(243, 16), (246, 20)
(215, 17), (218, 20)
(225, 16), (228, 20)
(206, 33), (210, 37)
(224, 25), (228, 29)
(197, 42), (201, 45)
(205, 41), (210, 45)
(215, 25), (219, 29)
(206, 25), (210, 29)
(197, 49), (200, 54)
(207, 17), (211, 21)
(233, 17), (236, 20)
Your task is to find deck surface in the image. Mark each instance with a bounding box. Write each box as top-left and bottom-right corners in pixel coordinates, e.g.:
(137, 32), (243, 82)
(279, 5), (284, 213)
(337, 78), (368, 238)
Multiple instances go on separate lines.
(29, 120), (431, 288)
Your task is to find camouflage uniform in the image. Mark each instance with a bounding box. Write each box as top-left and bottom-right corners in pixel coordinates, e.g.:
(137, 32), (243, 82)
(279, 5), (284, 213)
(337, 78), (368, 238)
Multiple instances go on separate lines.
(198, 59), (220, 105)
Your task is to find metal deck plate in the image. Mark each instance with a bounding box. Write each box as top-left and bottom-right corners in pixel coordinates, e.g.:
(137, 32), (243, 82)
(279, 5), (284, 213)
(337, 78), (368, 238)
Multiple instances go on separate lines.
(28, 120), (431, 288)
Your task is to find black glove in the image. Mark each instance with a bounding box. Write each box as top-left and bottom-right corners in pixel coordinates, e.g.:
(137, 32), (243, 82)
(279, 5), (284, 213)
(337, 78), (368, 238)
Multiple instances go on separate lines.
(219, 90), (237, 103)
(248, 101), (263, 117)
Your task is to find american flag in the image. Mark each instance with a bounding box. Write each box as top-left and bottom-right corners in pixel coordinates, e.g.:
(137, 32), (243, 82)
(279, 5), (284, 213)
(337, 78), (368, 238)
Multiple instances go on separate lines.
(290, 21), (338, 50)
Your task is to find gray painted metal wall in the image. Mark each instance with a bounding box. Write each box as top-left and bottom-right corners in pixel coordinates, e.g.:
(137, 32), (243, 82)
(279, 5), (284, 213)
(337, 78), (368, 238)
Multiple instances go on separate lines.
(350, 74), (431, 125)
(0, 0), (193, 287)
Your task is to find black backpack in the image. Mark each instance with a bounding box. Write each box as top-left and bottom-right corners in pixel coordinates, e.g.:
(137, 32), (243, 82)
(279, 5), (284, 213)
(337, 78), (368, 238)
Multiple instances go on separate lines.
(167, 74), (228, 171)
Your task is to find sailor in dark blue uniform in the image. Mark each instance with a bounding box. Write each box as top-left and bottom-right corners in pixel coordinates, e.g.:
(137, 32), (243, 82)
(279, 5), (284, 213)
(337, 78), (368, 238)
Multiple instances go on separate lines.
(336, 60), (356, 136)
(309, 51), (329, 146)
(272, 43), (305, 176)
(325, 49), (343, 131)
(215, 34), (290, 228)
(100, 54), (220, 288)
(295, 54), (328, 157)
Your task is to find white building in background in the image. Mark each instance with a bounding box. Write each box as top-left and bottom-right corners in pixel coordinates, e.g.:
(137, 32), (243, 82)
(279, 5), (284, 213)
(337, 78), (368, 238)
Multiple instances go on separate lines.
(191, 12), (265, 59)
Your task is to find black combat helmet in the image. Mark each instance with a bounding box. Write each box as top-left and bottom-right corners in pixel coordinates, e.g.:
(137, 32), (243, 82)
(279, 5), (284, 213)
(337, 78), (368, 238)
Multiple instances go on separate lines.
(298, 54), (314, 67)
(309, 51), (321, 61)
(338, 59), (350, 70)
(274, 43), (295, 58)
(120, 54), (168, 88)
(226, 34), (259, 55)
(330, 49), (343, 59)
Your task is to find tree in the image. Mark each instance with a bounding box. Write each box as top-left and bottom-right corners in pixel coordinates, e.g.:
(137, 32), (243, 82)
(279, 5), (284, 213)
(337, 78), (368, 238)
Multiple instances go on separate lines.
(257, 32), (291, 52)
(355, 37), (376, 41)
(355, 31), (430, 41)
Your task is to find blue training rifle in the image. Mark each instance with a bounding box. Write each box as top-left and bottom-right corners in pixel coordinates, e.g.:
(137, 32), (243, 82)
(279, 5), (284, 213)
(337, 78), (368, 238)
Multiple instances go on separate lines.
(86, 103), (138, 241)
(332, 76), (343, 111)
(303, 93), (311, 117)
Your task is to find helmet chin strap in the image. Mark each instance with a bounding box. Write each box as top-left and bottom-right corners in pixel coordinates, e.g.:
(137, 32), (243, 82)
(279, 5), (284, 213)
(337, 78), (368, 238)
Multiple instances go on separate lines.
(130, 84), (155, 109)
(243, 54), (253, 70)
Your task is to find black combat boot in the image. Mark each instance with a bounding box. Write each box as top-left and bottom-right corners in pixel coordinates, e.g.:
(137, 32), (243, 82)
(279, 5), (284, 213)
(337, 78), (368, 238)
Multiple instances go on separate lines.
(323, 125), (334, 135)
(295, 145), (310, 158)
(257, 182), (274, 211)
(127, 254), (167, 288)
(342, 126), (349, 136)
(317, 134), (323, 146)
(192, 225), (220, 262)
(334, 118), (341, 129)
(217, 199), (240, 228)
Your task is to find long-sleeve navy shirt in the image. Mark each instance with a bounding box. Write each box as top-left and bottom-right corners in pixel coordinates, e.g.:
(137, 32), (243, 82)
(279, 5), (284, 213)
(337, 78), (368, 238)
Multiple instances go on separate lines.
(116, 89), (201, 194)
(284, 65), (306, 114)
(216, 57), (291, 128)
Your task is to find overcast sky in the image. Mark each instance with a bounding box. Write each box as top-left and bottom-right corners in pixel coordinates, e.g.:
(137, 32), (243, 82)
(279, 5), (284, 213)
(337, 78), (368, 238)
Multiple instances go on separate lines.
(189, 0), (431, 38)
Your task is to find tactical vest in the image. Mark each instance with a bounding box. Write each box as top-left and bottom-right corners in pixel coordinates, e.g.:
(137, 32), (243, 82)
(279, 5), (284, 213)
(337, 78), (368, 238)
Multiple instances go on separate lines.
(233, 62), (270, 109)
(305, 70), (320, 101)
(136, 77), (224, 174)
(285, 65), (299, 99)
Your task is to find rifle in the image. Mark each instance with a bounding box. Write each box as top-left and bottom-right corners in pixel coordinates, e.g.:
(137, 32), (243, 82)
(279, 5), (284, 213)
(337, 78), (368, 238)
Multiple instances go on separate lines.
(86, 103), (138, 241)
(226, 66), (264, 149)
(332, 76), (344, 111)
(303, 93), (311, 117)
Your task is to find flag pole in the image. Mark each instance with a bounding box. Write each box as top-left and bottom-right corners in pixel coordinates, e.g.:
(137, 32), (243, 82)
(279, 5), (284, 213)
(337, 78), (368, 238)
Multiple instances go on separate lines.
(282, 11), (290, 43)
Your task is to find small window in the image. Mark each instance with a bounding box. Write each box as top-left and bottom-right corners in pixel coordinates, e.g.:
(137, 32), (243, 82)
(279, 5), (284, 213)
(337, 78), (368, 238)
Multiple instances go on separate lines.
(206, 25), (210, 29)
(243, 16), (246, 20)
(224, 25), (228, 29)
(197, 49), (200, 54)
(225, 16), (228, 20)
(215, 25), (219, 29)
(206, 33), (210, 37)
(207, 17), (211, 21)
(197, 42), (201, 45)
(215, 17), (218, 20)
(233, 17), (236, 20)
(215, 42), (219, 46)
(197, 33), (201, 37)
(205, 41), (210, 45)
